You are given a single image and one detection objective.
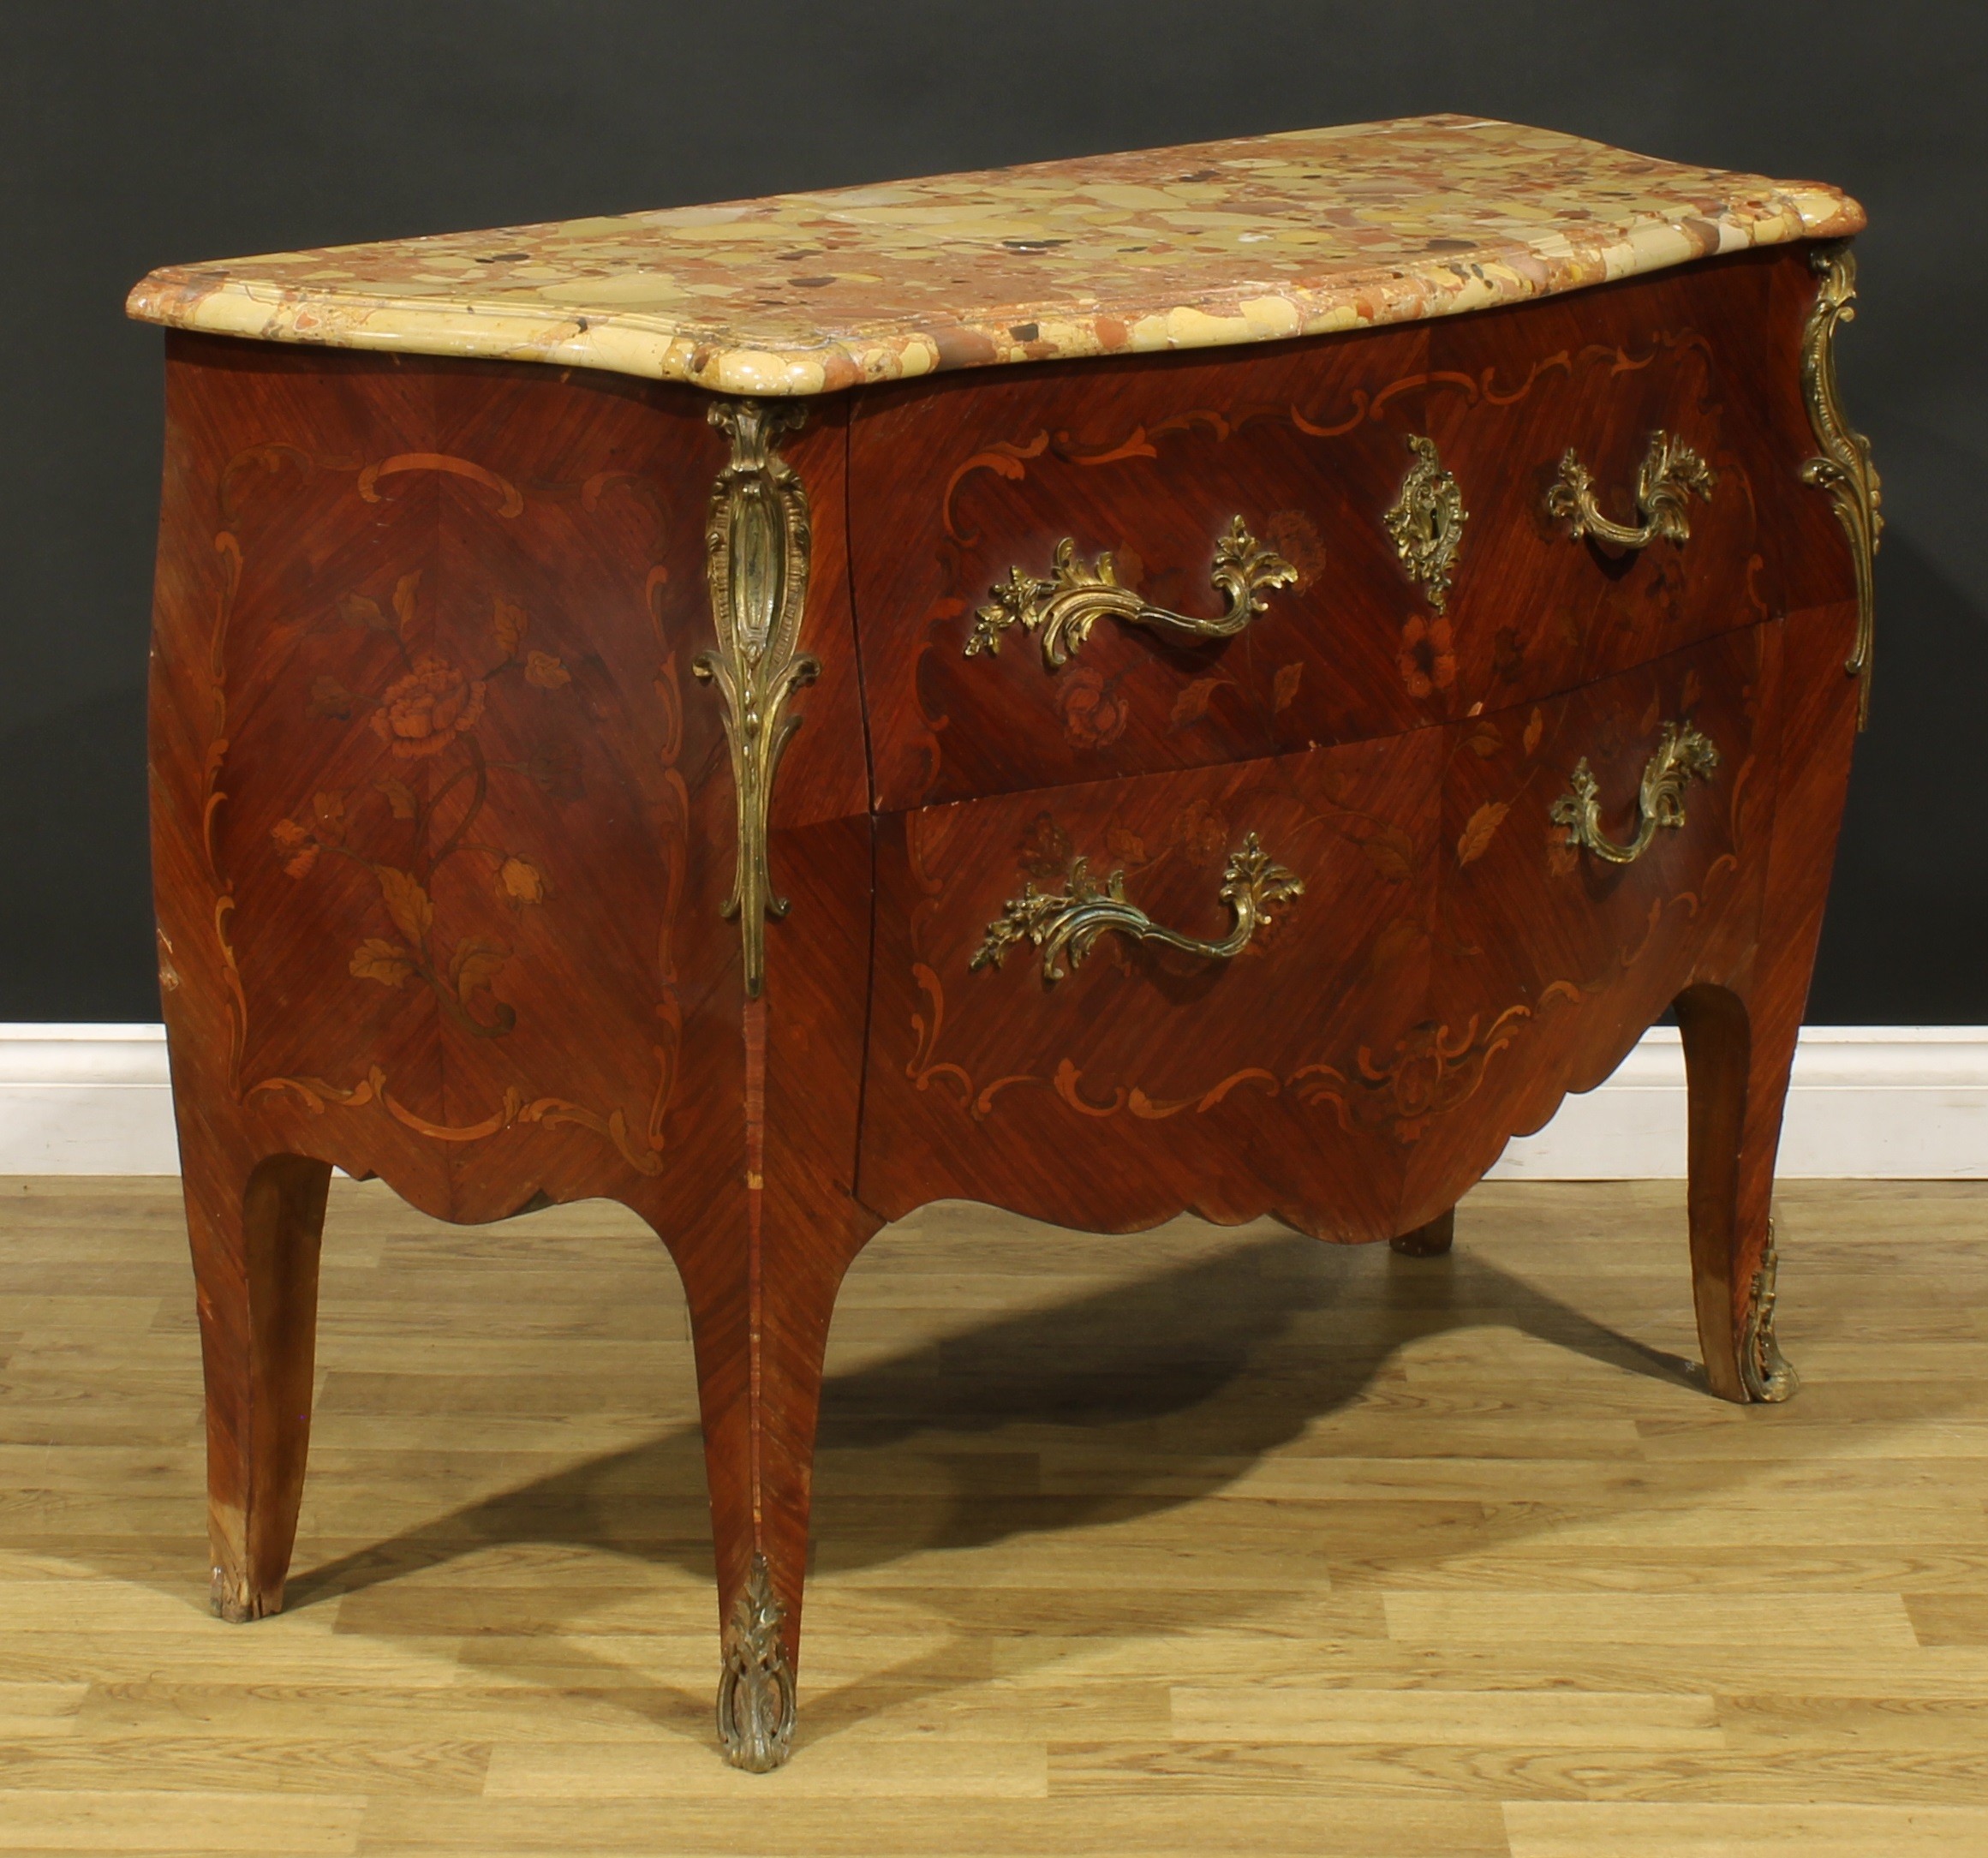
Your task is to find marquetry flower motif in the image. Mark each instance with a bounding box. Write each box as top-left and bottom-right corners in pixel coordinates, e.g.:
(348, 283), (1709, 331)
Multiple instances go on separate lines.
(370, 654), (488, 759)
(268, 791), (350, 878)
(349, 938), (416, 989)
(270, 815), (319, 879)
(1017, 811), (1076, 883)
(524, 650), (571, 690)
(1169, 798), (1230, 868)
(1262, 509), (1327, 592)
(498, 855), (547, 906)
(277, 588), (577, 1038)
(1352, 1010), (1531, 1139)
(1397, 613), (1456, 699)
(1456, 800), (1510, 867)
(1054, 665), (1129, 749)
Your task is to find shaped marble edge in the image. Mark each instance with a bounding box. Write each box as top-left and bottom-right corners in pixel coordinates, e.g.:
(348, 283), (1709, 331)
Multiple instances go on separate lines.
(125, 115), (1865, 397)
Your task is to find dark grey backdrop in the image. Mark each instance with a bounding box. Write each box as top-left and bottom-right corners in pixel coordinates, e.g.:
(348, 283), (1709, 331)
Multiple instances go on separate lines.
(5, 1), (1983, 1022)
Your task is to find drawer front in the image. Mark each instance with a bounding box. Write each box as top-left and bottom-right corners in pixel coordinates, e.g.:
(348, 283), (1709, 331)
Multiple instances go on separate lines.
(850, 248), (1831, 815)
(858, 732), (1442, 1237)
(1424, 245), (1839, 722)
(857, 620), (1776, 1238)
(850, 326), (1438, 811)
(1405, 619), (1776, 1208)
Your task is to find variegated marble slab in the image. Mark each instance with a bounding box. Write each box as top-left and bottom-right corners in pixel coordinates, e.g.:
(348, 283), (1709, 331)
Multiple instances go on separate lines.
(126, 114), (1862, 397)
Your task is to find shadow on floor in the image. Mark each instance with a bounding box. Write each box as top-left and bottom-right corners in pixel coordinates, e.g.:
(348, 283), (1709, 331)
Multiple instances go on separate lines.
(276, 1225), (1700, 1749)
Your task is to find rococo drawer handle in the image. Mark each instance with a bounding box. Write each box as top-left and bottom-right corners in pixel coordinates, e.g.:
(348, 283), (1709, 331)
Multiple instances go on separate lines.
(1549, 720), (1720, 866)
(964, 517), (1296, 667)
(970, 833), (1302, 983)
(1546, 430), (1716, 550)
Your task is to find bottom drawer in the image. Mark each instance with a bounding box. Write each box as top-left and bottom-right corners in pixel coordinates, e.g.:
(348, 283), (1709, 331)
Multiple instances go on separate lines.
(857, 624), (1773, 1239)
(1409, 619), (1772, 1204)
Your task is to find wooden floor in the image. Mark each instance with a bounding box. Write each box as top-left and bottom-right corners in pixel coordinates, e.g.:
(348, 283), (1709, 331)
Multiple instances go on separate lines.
(2, 1179), (1987, 1855)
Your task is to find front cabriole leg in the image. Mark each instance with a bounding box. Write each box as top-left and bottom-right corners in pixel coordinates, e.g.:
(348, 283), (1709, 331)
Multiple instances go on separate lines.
(687, 805), (878, 1768)
(1674, 241), (1876, 1403)
(670, 1075), (880, 1771)
(178, 1135), (331, 1619)
(687, 385), (879, 1765)
(1675, 596), (1862, 1401)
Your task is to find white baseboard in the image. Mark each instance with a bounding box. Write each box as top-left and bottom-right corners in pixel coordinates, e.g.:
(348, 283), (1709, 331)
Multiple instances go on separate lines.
(2, 1023), (1983, 1180)
(1490, 1026), (1988, 1180)
(0, 1025), (182, 1175)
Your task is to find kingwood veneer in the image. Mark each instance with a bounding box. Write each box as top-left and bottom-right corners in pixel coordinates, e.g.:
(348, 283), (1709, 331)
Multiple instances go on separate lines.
(127, 116), (1879, 1770)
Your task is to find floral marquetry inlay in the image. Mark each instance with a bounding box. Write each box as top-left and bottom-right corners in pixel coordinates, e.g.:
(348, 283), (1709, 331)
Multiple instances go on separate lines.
(187, 436), (691, 1183)
(270, 577), (573, 1040)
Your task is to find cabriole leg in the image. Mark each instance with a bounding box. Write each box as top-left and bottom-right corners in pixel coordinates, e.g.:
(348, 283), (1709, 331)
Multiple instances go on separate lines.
(1673, 602), (1862, 1403)
(1675, 983), (1797, 1404)
(1390, 1208), (1456, 1257)
(180, 1144), (331, 1619)
(670, 1179), (879, 1771)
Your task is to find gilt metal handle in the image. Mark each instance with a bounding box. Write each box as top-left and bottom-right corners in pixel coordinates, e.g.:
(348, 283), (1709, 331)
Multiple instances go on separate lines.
(1549, 721), (1720, 866)
(964, 517), (1296, 667)
(1546, 430), (1716, 550)
(970, 833), (1302, 983)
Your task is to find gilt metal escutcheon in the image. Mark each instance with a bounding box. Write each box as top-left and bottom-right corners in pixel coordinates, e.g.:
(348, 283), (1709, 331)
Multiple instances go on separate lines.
(1382, 433), (1466, 612)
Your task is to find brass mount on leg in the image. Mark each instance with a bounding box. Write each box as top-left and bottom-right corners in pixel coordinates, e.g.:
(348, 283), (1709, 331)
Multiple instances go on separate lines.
(1740, 1215), (1798, 1403)
(716, 1551), (797, 1771)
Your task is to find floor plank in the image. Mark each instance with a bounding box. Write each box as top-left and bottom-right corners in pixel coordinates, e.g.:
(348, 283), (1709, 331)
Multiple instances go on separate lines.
(0, 1175), (1984, 1853)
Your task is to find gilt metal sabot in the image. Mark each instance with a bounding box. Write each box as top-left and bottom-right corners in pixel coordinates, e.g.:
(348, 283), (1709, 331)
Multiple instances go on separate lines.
(715, 1552), (797, 1770)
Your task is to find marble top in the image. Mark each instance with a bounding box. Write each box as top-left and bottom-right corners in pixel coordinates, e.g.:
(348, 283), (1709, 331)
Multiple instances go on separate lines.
(127, 115), (1862, 398)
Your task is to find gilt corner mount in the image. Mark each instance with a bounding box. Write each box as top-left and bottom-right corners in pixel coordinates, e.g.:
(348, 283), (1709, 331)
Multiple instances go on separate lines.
(696, 397), (821, 997)
(1800, 242), (1883, 729)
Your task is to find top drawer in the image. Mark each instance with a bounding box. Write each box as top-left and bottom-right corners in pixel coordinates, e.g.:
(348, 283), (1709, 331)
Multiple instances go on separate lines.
(847, 246), (1832, 811)
(1423, 244), (1847, 717)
